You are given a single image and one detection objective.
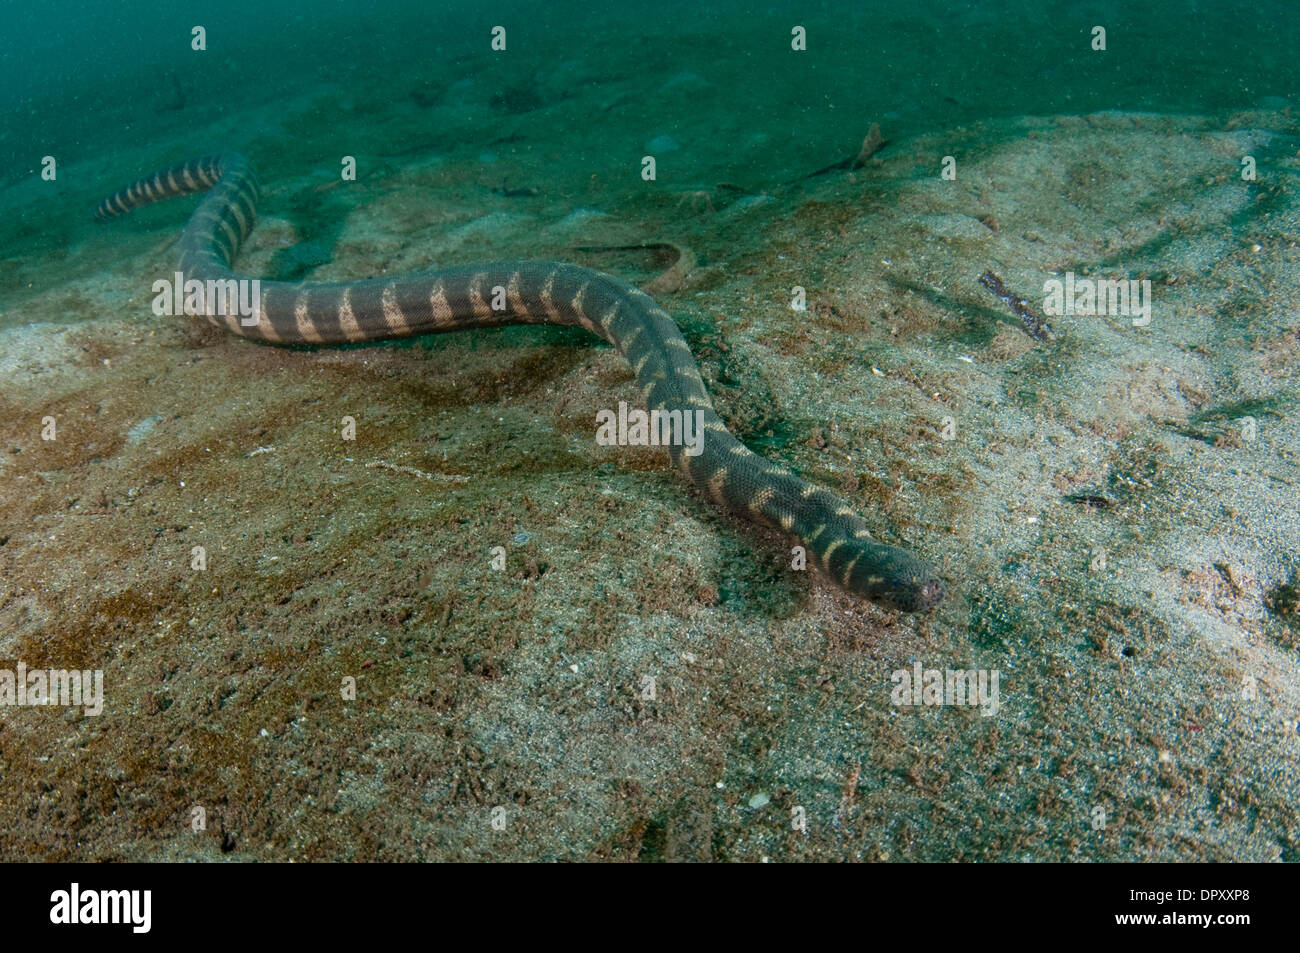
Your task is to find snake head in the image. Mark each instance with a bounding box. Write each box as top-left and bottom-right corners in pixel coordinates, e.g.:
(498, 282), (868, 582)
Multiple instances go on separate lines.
(835, 540), (945, 612)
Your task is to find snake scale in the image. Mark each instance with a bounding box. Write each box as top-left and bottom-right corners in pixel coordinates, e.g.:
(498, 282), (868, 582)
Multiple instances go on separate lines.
(95, 153), (944, 611)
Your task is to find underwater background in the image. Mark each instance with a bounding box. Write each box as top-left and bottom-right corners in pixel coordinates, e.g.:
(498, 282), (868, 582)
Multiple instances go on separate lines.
(1, 0), (1298, 861)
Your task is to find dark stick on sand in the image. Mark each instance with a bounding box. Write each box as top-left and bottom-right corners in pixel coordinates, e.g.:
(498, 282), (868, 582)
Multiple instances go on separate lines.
(979, 271), (1055, 342)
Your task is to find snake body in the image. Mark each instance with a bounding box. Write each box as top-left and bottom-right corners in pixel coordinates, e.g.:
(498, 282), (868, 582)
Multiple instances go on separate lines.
(95, 153), (943, 611)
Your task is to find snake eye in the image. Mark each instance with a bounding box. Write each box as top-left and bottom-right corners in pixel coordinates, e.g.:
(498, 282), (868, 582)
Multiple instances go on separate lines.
(908, 577), (946, 612)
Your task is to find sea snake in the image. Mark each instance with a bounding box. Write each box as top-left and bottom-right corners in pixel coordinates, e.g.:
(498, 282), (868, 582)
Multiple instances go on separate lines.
(95, 153), (944, 611)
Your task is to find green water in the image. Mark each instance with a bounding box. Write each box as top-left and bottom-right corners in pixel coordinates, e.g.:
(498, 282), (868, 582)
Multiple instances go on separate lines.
(4, 0), (1298, 184)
